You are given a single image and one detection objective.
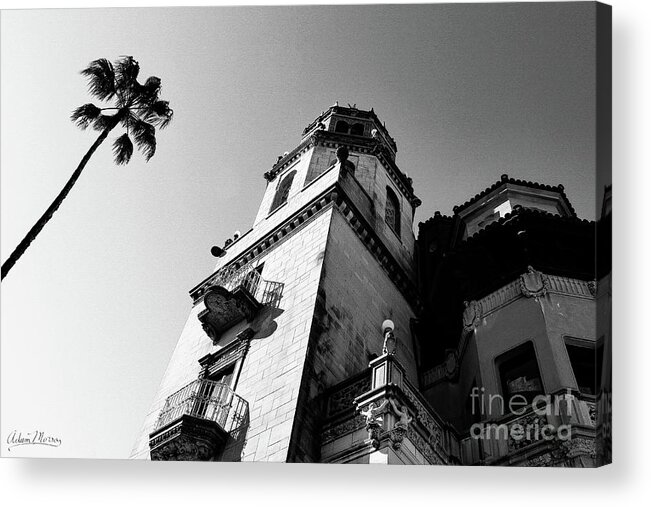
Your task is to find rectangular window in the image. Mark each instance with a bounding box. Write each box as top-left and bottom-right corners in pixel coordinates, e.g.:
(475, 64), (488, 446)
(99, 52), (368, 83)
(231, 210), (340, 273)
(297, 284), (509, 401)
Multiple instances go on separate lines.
(565, 339), (601, 395)
(496, 342), (543, 401)
(210, 364), (236, 388)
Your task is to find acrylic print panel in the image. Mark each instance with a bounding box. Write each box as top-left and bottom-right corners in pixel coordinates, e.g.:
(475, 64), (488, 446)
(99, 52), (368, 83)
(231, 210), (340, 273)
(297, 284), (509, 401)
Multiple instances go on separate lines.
(0, 2), (611, 466)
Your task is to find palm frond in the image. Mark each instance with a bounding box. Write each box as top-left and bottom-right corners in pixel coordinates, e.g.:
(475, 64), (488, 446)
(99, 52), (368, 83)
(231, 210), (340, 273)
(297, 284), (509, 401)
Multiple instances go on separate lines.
(70, 103), (101, 130)
(80, 59), (115, 101)
(142, 100), (174, 129)
(131, 119), (157, 161)
(112, 133), (134, 165)
(133, 76), (162, 106)
(92, 113), (117, 132)
(114, 56), (140, 90)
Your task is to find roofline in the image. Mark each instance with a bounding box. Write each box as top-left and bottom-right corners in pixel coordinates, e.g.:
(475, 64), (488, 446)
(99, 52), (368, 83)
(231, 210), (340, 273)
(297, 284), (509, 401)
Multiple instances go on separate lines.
(451, 174), (577, 218)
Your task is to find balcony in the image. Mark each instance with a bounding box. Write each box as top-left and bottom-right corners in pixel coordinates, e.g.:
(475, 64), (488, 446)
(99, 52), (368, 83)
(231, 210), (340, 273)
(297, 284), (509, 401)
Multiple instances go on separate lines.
(194, 265), (284, 344)
(149, 379), (249, 461)
(320, 354), (458, 465)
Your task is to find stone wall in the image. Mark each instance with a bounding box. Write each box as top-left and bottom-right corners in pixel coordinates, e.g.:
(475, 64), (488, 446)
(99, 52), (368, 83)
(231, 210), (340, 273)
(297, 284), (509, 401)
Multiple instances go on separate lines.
(130, 207), (333, 461)
(287, 207), (419, 462)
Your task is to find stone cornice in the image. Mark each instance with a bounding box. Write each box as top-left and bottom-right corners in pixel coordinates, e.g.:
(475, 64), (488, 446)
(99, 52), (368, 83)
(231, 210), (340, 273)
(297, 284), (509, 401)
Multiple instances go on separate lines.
(264, 134), (317, 182)
(189, 182), (422, 312)
(301, 105), (397, 152)
(190, 189), (337, 300)
(313, 131), (418, 205)
(264, 130), (419, 206)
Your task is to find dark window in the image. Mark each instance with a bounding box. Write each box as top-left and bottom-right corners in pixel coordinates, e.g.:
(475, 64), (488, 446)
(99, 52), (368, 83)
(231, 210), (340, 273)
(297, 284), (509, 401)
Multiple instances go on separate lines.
(496, 342), (543, 402)
(385, 187), (401, 237)
(210, 364), (235, 388)
(350, 123), (365, 136)
(269, 170), (296, 213)
(566, 340), (600, 395)
(334, 120), (349, 133)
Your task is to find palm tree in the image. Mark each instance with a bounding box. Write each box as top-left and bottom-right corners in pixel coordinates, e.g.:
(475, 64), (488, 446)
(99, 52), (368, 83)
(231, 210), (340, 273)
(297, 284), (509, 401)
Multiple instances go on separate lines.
(1, 56), (173, 280)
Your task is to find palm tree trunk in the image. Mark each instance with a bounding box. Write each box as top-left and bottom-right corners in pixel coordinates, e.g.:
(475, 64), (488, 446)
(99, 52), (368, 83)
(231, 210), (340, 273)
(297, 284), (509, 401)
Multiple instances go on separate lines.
(1, 118), (120, 280)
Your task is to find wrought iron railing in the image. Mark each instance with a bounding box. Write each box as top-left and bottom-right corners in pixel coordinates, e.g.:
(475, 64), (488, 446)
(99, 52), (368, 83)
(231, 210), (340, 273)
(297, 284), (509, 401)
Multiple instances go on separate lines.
(154, 379), (249, 434)
(201, 264), (284, 308)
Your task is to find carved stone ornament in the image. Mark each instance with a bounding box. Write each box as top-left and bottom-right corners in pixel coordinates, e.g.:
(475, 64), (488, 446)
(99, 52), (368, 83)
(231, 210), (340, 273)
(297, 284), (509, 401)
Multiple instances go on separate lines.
(525, 453), (553, 467)
(462, 300), (482, 332)
(561, 437), (597, 460)
(198, 286), (260, 344)
(389, 399), (413, 451)
(382, 330), (397, 356)
(444, 351), (458, 380)
(366, 421), (383, 450)
(519, 266), (550, 299)
(150, 434), (214, 462)
(149, 415), (228, 461)
(390, 425), (408, 451)
(588, 280), (597, 296)
(359, 400), (388, 449)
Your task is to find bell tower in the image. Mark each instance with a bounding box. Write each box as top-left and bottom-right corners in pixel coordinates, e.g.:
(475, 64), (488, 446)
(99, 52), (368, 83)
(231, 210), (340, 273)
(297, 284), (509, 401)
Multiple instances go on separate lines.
(130, 104), (423, 462)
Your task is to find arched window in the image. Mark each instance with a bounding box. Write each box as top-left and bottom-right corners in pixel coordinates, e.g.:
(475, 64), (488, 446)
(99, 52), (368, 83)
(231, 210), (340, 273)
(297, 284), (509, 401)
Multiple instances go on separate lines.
(269, 170), (296, 213)
(385, 187), (401, 237)
(334, 120), (349, 134)
(350, 123), (365, 136)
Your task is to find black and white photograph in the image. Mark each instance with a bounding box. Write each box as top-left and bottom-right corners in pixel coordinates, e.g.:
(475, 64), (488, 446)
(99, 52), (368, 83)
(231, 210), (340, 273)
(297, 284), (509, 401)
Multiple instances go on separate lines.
(0, 0), (612, 467)
(3, 0), (648, 503)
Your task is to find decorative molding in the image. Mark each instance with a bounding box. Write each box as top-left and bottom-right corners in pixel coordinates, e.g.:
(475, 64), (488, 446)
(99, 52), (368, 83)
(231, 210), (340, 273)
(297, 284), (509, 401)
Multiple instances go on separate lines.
(265, 127), (419, 206)
(462, 300), (482, 331)
(519, 265), (550, 299)
(322, 359), (454, 465)
(149, 415), (228, 461)
(561, 437), (597, 460)
(199, 327), (254, 379)
(189, 190), (337, 301)
(401, 380), (444, 450)
(507, 412), (548, 452)
(321, 413), (366, 444)
(190, 182), (422, 312)
(326, 375), (372, 417)
(477, 269), (594, 318)
(405, 425), (444, 465)
(197, 287), (260, 344)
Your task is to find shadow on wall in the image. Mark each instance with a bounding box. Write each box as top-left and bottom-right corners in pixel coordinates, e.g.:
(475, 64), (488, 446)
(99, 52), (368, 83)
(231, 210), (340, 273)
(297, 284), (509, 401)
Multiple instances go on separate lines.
(251, 305), (285, 340)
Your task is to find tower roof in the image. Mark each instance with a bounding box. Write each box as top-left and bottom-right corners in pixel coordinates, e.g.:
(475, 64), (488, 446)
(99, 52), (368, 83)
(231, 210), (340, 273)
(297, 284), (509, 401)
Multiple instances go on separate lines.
(301, 104), (397, 152)
(452, 174), (576, 217)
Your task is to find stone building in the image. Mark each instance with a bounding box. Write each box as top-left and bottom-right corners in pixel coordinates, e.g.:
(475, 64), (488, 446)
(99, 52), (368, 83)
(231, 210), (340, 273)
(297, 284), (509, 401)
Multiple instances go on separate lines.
(130, 105), (610, 466)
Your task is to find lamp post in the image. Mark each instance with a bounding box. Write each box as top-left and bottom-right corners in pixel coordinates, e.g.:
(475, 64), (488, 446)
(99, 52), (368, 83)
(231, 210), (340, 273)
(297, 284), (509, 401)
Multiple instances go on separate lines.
(382, 319), (396, 356)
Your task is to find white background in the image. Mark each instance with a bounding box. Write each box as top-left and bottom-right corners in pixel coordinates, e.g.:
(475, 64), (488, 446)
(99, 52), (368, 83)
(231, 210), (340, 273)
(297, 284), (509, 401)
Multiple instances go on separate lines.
(1, 0), (649, 505)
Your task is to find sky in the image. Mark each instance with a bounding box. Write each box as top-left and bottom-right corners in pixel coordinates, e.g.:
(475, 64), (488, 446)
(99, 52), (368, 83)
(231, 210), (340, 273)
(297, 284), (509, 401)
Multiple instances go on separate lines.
(1, 3), (598, 459)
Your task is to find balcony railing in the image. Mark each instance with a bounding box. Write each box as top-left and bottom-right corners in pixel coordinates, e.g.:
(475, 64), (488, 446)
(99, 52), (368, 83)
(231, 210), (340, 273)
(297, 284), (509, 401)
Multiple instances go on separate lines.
(195, 265), (285, 343)
(200, 264), (284, 309)
(155, 379), (249, 434)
